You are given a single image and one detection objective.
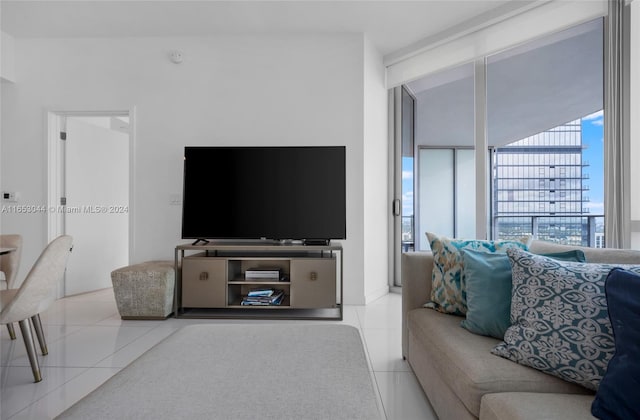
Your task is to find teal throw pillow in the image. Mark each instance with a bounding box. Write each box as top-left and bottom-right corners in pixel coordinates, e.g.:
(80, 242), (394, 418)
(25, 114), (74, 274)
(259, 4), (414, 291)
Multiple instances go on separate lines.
(492, 248), (640, 390)
(424, 232), (531, 315)
(460, 249), (586, 339)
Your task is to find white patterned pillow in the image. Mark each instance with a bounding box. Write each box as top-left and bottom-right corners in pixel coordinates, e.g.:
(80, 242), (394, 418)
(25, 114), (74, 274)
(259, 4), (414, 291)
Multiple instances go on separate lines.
(492, 248), (640, 390)
(424, 232), (531, 315)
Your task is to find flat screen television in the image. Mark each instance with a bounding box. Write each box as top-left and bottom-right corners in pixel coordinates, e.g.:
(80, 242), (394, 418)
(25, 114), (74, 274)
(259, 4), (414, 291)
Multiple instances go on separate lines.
(181, 146), (346, 243)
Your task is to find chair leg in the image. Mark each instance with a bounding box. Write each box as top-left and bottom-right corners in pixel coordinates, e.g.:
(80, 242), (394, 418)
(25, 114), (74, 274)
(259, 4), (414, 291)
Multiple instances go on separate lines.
(31, 315), (48, 356)
(7, 323), (16, 340)
(18, 319), (42, 383)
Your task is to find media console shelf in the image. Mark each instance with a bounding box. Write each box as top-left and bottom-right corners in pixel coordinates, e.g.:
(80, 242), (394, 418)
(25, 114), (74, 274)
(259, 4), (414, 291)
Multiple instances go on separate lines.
(174, 242), (343, 320)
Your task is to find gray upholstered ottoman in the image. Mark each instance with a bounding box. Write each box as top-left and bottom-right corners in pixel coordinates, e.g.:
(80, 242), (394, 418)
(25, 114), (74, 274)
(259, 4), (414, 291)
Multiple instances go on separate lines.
(111, 261), (175, 319)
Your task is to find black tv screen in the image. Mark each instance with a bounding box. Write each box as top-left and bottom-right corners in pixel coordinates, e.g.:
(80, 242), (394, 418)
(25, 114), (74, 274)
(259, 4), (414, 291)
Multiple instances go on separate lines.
(182, 146), (346, 241)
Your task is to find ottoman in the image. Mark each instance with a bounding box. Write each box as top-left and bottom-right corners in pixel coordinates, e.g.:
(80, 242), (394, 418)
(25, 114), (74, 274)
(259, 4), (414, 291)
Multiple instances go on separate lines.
(111, 261), (175, 319)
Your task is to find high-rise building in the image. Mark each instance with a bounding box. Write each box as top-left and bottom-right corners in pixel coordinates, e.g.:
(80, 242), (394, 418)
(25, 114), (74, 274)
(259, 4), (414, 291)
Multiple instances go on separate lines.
(492, 119), (595, 246)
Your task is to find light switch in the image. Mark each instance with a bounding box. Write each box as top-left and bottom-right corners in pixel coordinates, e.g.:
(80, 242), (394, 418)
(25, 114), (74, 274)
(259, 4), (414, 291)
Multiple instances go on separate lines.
(2, 192), (18, 202)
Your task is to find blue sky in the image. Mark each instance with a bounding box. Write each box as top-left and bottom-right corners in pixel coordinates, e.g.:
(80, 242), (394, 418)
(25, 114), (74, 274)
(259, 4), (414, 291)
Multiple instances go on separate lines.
(402, 158), (413, 215)
(401, 110), (605, 218)
(581, 110), (604, 215)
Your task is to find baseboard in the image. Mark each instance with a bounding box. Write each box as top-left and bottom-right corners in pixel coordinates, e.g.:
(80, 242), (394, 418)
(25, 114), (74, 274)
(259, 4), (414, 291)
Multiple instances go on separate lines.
(365, 285), (390, 304)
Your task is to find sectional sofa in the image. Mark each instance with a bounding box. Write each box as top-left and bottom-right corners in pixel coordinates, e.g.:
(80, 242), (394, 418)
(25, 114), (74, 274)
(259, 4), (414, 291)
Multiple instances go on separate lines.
(401, 240), (640, 420)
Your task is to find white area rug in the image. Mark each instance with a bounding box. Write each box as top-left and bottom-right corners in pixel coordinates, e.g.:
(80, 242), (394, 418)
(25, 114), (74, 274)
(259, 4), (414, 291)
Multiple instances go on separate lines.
(57, 324), (382, 419)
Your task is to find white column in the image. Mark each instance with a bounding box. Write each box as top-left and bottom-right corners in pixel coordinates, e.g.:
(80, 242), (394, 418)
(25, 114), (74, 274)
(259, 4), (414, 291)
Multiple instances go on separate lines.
(474, 59), (488, 240)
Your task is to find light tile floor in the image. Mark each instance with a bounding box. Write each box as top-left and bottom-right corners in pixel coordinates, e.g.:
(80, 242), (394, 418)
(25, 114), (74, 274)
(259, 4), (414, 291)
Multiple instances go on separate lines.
(0, 290), (437, 420)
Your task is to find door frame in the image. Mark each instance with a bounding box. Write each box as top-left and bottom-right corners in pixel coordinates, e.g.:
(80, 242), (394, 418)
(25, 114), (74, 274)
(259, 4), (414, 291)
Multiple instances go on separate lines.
(388, 86), (416, 290)
(45, 108), (136, 297)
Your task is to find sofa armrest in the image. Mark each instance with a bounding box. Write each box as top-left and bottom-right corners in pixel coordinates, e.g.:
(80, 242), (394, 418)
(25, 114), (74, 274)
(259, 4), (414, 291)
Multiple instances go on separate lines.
(402, 251), (434, 359)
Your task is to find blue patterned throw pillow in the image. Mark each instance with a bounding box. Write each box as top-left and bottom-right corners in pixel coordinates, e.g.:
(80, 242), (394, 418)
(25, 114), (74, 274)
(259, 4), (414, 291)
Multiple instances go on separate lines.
(492, 248), (640, 390)
(425, 232), (531, 315)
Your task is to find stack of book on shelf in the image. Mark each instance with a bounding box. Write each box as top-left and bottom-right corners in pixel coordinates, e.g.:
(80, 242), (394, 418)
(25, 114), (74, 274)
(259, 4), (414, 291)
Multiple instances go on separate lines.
(241, 288), (285, 306)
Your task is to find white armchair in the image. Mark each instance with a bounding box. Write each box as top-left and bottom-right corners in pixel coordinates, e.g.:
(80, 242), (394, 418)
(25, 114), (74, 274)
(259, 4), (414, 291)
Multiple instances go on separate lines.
(0, 235), (73, 383)
(1, 234), (23, 339)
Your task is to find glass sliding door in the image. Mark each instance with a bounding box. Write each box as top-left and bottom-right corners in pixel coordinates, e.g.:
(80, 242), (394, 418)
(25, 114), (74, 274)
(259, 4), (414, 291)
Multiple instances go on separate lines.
(390, 17), (607, 290)
(455, 149), (476, 238)
(487, 18), (604, 245)
(401, 87), (415, 253)
(419, 149), (454, 241)
(391, 86), (415, 287)
(417, 147), (475, 250)
(405, 63), (475, 250)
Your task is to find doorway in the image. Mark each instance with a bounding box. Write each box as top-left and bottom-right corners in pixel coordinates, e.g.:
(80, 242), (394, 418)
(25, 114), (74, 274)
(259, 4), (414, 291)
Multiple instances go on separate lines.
(47, 111), (133, 297)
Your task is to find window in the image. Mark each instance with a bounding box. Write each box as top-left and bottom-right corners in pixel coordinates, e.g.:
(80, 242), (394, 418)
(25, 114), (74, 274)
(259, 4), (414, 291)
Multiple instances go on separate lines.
(487, 19), (604, 246)
(399, 18), (604, 252)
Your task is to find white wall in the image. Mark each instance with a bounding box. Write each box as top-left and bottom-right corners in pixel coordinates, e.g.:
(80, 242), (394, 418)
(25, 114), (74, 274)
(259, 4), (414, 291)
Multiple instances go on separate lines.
(1, 31), (16, 83)
(362, 36), (389, 302)
(0, 34), (380, 304)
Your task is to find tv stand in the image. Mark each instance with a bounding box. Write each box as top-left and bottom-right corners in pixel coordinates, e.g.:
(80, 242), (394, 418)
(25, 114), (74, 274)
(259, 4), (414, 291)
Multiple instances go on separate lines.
(191, 238), (210, 246)
(174, 242), (342, 320)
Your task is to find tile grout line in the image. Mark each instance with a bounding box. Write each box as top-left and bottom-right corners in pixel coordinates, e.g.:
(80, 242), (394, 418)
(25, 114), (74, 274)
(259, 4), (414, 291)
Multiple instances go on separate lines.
(7, 367), (123, 420)
(355, 309), (389, 419)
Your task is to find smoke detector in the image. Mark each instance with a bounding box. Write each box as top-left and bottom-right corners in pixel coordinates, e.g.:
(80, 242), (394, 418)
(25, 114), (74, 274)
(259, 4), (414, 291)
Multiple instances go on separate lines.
(169, 50), (184, 64)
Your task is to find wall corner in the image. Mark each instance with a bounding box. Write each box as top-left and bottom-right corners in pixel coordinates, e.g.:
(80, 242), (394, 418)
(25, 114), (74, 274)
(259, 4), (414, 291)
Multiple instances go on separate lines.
(1, 31), (16, 83)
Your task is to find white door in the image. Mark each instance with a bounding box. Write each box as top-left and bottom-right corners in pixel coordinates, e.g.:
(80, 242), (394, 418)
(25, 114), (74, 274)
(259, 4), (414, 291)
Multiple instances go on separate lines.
(63, 116), (129, 296)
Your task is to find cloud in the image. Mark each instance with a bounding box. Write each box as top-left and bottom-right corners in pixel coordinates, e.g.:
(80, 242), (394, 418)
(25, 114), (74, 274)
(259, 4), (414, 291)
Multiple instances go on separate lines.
(584, 201), (604, 215)
(583, 110), (603, 120)
(584, 201), (603, 208)
(583, 110), (603, 126)
(402, 171), (413, 180)
(402, 192), (414, 214)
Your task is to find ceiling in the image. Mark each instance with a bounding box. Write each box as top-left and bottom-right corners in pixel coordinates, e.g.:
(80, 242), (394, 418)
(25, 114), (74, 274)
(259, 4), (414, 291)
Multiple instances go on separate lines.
(1, 0), (530, 57)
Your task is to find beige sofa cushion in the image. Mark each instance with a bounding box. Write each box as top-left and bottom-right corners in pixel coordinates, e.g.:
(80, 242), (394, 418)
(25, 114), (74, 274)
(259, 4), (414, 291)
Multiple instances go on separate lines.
(529, 240), (640, 264)
(408, 308), (592, 416)
(480, 392), (596, 420)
